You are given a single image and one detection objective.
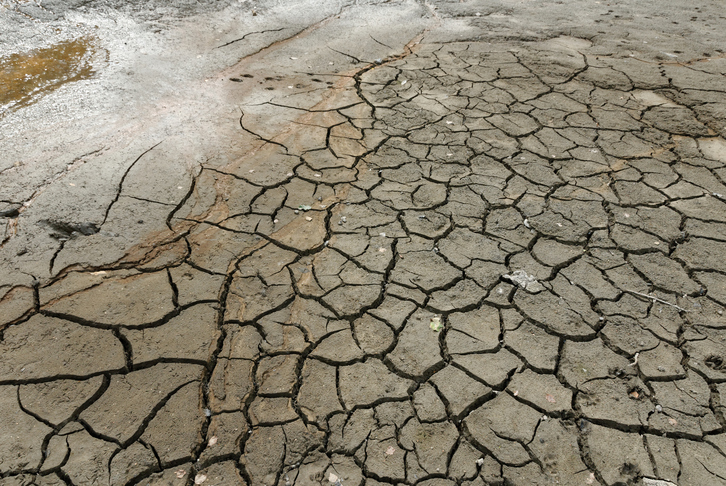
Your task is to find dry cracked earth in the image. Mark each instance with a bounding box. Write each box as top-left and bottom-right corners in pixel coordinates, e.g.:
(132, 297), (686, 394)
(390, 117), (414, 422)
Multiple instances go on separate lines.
(3, 2), (726, 486)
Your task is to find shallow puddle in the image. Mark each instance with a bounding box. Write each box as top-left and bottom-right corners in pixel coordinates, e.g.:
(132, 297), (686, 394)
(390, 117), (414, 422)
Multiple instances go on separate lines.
(0, 37), (104, 115)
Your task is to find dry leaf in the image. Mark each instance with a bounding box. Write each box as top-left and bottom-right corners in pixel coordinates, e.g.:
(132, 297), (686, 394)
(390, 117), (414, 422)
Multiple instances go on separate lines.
(175, 469), (187, 479)
(385, 446), (395, 455)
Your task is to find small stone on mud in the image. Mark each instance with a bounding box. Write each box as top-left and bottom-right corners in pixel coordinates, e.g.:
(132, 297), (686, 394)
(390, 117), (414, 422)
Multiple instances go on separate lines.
(175, 470), (186, 479)
(502, 270), (545, 293)
(385, 446), (396, 455)
(194, 473), (207, 484)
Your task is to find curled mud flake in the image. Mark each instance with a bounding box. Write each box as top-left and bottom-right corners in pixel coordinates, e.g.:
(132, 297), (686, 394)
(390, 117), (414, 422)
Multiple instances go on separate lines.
(502, 269), (545, 293)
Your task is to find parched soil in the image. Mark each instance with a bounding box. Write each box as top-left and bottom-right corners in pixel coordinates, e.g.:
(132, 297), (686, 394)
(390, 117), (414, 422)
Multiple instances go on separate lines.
(2, 1), (726, 485)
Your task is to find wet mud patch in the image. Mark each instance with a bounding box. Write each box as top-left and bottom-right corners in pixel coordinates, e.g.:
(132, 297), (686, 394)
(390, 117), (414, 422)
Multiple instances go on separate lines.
(0, 36), (105, 116)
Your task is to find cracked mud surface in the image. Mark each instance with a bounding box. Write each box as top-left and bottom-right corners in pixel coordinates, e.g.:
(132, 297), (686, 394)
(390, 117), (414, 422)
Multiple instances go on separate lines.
(2, 1), (726, 485)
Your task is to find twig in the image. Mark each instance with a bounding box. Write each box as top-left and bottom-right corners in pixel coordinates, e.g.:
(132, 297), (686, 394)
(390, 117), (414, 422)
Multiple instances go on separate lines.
(625, 289), (688, 313)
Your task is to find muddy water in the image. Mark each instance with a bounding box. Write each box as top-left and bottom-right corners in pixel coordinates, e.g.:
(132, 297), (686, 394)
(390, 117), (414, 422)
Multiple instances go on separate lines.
(0, 37), (104, 115)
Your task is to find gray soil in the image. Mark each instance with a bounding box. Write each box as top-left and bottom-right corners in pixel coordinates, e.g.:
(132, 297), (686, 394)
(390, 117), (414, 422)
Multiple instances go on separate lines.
(1, 0), (726, 485)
